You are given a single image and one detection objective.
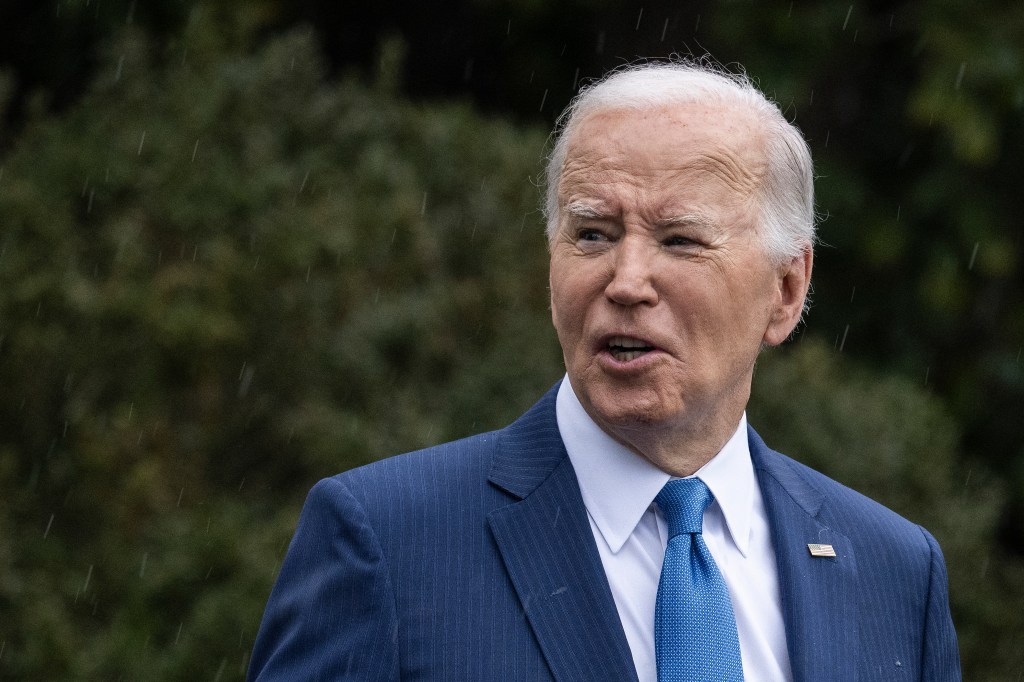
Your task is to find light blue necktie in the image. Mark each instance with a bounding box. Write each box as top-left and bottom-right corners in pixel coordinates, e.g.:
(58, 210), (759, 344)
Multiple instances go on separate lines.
(655, 478), (744, 682)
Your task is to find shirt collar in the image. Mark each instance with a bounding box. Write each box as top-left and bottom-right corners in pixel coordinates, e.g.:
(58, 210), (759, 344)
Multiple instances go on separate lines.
(556, 376), (755, 557)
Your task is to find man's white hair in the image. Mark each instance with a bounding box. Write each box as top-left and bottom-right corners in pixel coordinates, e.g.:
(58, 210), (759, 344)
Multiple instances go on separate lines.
(544, 61), (815, 265)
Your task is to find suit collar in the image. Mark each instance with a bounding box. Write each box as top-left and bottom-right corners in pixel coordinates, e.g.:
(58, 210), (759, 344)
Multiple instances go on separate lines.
(487, 384), (639, 682)
(487, 383), (569, 499)
(749, 426), (860, 682)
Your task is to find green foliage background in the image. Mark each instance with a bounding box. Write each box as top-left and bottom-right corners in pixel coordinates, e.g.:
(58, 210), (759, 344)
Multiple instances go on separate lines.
(0, 2), (1022, 679)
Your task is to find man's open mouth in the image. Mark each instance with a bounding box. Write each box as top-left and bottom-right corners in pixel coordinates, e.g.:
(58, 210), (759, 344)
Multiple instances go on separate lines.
(607, 336), (655, 362)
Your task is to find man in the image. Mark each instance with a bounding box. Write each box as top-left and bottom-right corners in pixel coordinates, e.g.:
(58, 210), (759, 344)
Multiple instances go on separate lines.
(248, 62), (960, 681)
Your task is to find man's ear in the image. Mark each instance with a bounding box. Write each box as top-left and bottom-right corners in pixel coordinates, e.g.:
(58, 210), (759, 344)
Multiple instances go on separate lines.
(763, 246), (813, 347)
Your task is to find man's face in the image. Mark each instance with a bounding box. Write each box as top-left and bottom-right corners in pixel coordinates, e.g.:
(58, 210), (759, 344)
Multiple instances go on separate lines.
(549, 103), (806, 457)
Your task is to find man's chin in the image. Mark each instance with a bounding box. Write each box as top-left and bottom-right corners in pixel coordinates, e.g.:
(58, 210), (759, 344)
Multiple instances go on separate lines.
(582, 390), (678, 434)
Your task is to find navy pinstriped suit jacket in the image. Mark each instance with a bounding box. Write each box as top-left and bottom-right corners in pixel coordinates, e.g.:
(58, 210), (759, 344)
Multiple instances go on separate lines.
(248, 385), (961, 681)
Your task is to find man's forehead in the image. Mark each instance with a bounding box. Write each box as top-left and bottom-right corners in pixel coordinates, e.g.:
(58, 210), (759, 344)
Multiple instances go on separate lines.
(557, 103), (766, 201)
(567, 102), (762, 146)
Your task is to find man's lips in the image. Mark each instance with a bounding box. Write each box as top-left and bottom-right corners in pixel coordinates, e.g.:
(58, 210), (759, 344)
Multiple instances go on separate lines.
(601, 334), (658, 362)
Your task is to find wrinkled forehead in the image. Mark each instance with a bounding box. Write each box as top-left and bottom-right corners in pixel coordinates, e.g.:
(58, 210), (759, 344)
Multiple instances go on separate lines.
(563, 103), (766, 169)
(557, 104), (768, 205)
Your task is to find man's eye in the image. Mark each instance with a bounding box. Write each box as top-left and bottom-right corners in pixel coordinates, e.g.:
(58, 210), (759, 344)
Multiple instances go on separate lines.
(578, 229), (606, 242)
(664, 235), (696, 247)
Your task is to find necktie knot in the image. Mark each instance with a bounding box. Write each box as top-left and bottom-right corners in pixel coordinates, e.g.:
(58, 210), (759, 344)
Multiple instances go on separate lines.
(655, 477), (712, 538)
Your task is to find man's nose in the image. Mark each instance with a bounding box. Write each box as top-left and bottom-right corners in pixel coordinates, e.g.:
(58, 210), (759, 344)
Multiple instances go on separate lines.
(604, 236), (659, 307)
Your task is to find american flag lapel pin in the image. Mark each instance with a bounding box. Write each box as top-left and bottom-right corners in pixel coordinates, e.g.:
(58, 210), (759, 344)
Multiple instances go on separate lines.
(807, 543), (837, 558)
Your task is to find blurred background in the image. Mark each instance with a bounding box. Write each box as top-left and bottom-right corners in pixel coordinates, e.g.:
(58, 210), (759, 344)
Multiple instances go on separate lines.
(0, 0), (1021, 678)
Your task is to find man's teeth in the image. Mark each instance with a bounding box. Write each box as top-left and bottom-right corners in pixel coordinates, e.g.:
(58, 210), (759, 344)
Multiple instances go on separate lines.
(608, 336), (654, 360)
(609, 336), (649, 349)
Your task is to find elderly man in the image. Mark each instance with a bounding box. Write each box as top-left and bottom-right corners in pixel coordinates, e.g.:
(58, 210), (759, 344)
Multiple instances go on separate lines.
(248, 63), (960, 681)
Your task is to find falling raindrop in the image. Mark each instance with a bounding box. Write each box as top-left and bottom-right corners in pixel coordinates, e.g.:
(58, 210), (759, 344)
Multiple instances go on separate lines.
(660, 18), (669, 42)
(139, 553), (148, 578)
(239, 365), (255, 398)
(968, 242), (979, 270)
(43, 513), (55, 538)
(137, 131), (146, 156)
(635, 8), (644, 31)
(842, 5), (853, 30)
(955, 63), (966, 90)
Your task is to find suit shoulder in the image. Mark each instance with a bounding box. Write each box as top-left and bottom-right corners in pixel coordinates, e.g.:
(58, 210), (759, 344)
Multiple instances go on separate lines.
(761, 447), (933, 549)
(312, 428), (506, 516)
(341, 428), (502, 481)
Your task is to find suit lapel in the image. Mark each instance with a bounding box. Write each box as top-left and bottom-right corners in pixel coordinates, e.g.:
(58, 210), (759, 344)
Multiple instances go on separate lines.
(750, 427), (859, 682)
(487, 387), (639, 682)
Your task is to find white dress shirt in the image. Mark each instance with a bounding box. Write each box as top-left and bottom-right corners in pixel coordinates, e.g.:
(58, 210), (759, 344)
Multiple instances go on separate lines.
(556, 378), (793, 682)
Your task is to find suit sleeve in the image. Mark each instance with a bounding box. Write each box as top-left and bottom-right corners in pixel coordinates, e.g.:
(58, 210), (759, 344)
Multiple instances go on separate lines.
(919, 527), (961, 681)
(248, 477), (400, 681)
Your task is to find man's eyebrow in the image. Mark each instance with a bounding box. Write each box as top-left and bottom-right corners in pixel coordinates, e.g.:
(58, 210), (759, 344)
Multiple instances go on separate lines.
(564, 201), (610, 220)
(658, 213), (716, 229)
